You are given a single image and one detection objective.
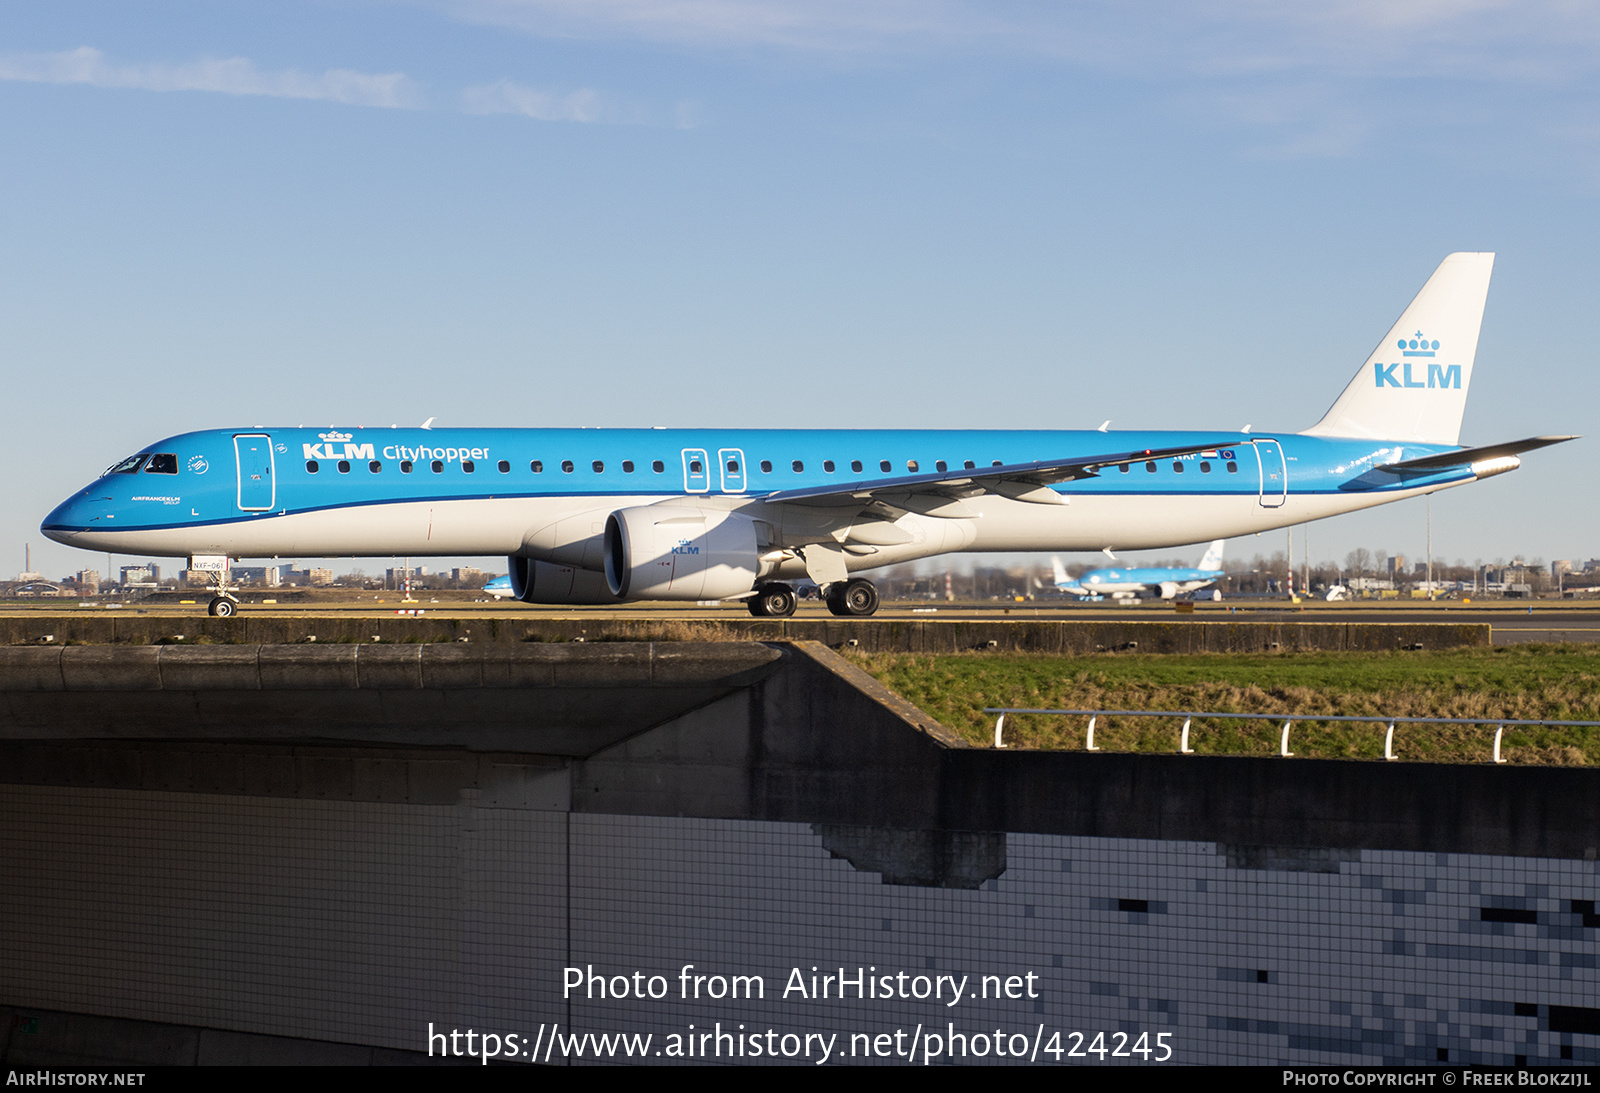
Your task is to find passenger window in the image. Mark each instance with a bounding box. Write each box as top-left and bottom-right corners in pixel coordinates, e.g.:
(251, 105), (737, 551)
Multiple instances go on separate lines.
(463, 461), (475, 473)
(690, 460), (702, 473)
(592, 460), (604, 473)
(726, 459), (738, 472)
(880, 460), (891, 472)
(400, 461), (413, 474)
(531, 460), (543, 473)
(964, 460), (975, 470)
(1119, 464), (1130, 474)
(498, 460), (510, 473)
(823, 460), (835, 473)
(623, 461), (635, 473)
(1200, 462), (1211, 474)
(431, 460), (444, 473)
(144, 454), (178, 474)
(760, 460), (773, 473)
(1226, 461), (1238, 474)
(338, 460), (351, 474)
(935, 461), (947, 472)
(851, 460), (863, 473)
(792, 460), (804, 473)
(1172, 462), (1184, 473)
(369, 461), (381, 473)
(907, 460), (919, 472)
(1146, 461), (1157, 472)
(652, 460), (665, 473)
(562, 460), (575, 473)
(306, 461), (319, 474)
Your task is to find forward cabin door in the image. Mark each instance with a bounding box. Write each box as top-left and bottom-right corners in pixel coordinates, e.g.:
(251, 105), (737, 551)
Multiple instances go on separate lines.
(234, 434), (275, 512)
(1254, 439), (1286, 508)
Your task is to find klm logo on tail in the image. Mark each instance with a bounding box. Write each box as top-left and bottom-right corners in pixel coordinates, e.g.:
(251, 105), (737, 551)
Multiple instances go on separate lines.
(1374, 332), (1460, 389)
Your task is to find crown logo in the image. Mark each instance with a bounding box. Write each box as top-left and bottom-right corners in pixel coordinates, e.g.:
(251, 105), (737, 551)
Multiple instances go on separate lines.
(1398, 331), (1439, 357)
(318, 430), (353, 443)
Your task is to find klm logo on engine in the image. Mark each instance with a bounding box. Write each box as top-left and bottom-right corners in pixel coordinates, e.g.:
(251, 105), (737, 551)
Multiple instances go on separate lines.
(303, 430), (376, 461)
(671, 538), (700, 556)
(1374, 331), (1460, 389)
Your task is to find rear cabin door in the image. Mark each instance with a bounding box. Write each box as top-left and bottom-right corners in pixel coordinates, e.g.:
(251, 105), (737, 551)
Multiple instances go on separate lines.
(681, 448), (709, 493)
(234, 433), (275, 511)
(1254, 439), (1286, 508)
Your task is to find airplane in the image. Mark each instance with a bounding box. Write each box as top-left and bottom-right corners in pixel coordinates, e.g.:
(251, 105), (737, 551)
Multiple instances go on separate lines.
(41, 252), (1576, 619)
(483, 574), (513, 599)
(1053, 540), (1226, 601)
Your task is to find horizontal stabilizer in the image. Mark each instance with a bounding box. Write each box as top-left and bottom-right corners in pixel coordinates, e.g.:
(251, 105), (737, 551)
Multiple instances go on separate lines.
(1381, 435), (1578, 473)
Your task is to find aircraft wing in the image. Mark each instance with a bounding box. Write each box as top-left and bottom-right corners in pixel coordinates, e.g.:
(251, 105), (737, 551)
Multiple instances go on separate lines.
(760, 439), (1249, 514)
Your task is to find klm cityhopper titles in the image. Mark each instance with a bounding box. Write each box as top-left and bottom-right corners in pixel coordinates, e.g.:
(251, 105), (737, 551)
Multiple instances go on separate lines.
(42, 253), (1575, 617)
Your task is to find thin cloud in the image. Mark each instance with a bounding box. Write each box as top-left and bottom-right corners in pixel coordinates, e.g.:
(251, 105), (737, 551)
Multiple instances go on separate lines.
(461, 79), (609, 122)
(0, 47), (421, 109)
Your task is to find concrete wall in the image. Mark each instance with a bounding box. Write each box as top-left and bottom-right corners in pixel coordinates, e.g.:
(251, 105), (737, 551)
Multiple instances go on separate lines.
(0, 615), (1490, 652)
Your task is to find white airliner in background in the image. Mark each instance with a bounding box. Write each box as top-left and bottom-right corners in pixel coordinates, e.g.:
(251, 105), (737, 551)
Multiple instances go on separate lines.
(1054, 541), (1227, 601)
(42, 253), (1576, 617)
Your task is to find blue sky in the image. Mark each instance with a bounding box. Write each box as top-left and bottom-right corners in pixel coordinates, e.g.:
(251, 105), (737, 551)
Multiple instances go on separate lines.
(4, 1), (1596, 581)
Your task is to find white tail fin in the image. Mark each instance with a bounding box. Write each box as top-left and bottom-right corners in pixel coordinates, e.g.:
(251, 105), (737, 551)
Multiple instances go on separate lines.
(1198, 540), (1225, 571)
(1051, 556), (1070, 585)
(1303, 252), (1493, 445)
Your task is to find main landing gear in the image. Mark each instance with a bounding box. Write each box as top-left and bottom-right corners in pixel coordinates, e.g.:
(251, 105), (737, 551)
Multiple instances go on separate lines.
(748, 582), (798, 618)
(825, 578), (879, 618)
(745, 578), (881, 617)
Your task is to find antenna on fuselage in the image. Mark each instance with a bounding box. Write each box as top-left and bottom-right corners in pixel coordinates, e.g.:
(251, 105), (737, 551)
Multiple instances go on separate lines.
(1098, 420), (1110, 432)
(421, 417), (435, 430)
(1102, 547), (1119, 561)
(1241, 424), (1252, 433)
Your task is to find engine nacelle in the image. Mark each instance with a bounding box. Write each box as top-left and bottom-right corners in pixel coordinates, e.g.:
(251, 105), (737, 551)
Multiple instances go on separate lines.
(1157, 582), (1179, 600)
(605, 505), (760, 601)
(507, 557), (624, 605)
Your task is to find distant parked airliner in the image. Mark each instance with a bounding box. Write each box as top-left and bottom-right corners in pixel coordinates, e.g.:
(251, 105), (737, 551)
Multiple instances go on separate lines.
(43, 253), (1574, 618)
(1053, 541), (1227, 601)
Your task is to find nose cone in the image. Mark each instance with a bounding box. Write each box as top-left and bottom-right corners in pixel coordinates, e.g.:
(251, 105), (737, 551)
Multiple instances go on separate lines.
(41, 489), (99, 547)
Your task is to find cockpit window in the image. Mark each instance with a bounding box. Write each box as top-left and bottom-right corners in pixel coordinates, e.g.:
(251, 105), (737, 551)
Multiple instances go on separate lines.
(144, 453), (178, 474)
(105, 454), (148, 475)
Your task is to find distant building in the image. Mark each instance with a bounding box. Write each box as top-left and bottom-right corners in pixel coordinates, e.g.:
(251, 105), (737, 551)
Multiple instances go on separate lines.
(308, 568), (333, 586)
(453, 567), (483, 583)
(120, 564), (159, 585)
(76, 569), (100, 595)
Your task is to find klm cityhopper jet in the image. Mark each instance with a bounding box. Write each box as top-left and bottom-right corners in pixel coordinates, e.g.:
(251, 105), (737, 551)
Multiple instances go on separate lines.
(1053, 541), (1226, 601)
(42, 253), (1575, 618)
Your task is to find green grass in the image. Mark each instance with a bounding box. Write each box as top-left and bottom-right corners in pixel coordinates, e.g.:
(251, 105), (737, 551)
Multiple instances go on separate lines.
(849, 645), (1600, 765)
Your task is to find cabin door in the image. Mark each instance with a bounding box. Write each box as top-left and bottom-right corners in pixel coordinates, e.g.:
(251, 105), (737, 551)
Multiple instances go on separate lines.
(234, 434), (275, 512)
(1254, 439), (1286, 508)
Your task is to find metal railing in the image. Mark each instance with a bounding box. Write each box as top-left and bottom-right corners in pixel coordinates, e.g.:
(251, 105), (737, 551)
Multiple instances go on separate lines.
(983, 707), (1600, 763)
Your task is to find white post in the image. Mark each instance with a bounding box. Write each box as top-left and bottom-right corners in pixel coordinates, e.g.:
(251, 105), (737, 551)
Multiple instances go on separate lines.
(1492, 725), (1506, 764)
(1279, 720), (1294, 757)
(1179, 717), (1194, 754)
(1384, 722), (1396, 761)
(1085, 715), (1099, 752)
(994, 713), (1007, 749)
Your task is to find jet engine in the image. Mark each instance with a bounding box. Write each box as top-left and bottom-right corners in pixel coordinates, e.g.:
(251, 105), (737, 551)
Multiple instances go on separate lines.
(1157, 581), (1179, 600)
(604, 505), (761, 601)
(507, 556), (624, 605)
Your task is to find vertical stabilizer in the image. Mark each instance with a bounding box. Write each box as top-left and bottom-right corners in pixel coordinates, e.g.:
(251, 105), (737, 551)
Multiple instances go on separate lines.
(1303, 252), (1493, 445)
(1198, 540), (1225, 572)
(1051, 556), (1070, 586)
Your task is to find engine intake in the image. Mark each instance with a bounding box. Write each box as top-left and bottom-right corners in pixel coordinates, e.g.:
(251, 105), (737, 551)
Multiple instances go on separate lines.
(605, 505), (760, 601)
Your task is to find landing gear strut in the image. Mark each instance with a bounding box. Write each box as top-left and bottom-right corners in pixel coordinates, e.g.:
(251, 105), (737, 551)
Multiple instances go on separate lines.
(825, 578), (879, 617)
(748, 582), (798, 618)
(202, 565), (240, 617)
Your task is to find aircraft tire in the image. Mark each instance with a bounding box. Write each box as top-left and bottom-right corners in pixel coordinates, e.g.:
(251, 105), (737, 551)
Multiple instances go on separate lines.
(208, 597), (237, 618)
(751, 583), (797, 618)
(827, 578), (878, 617)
